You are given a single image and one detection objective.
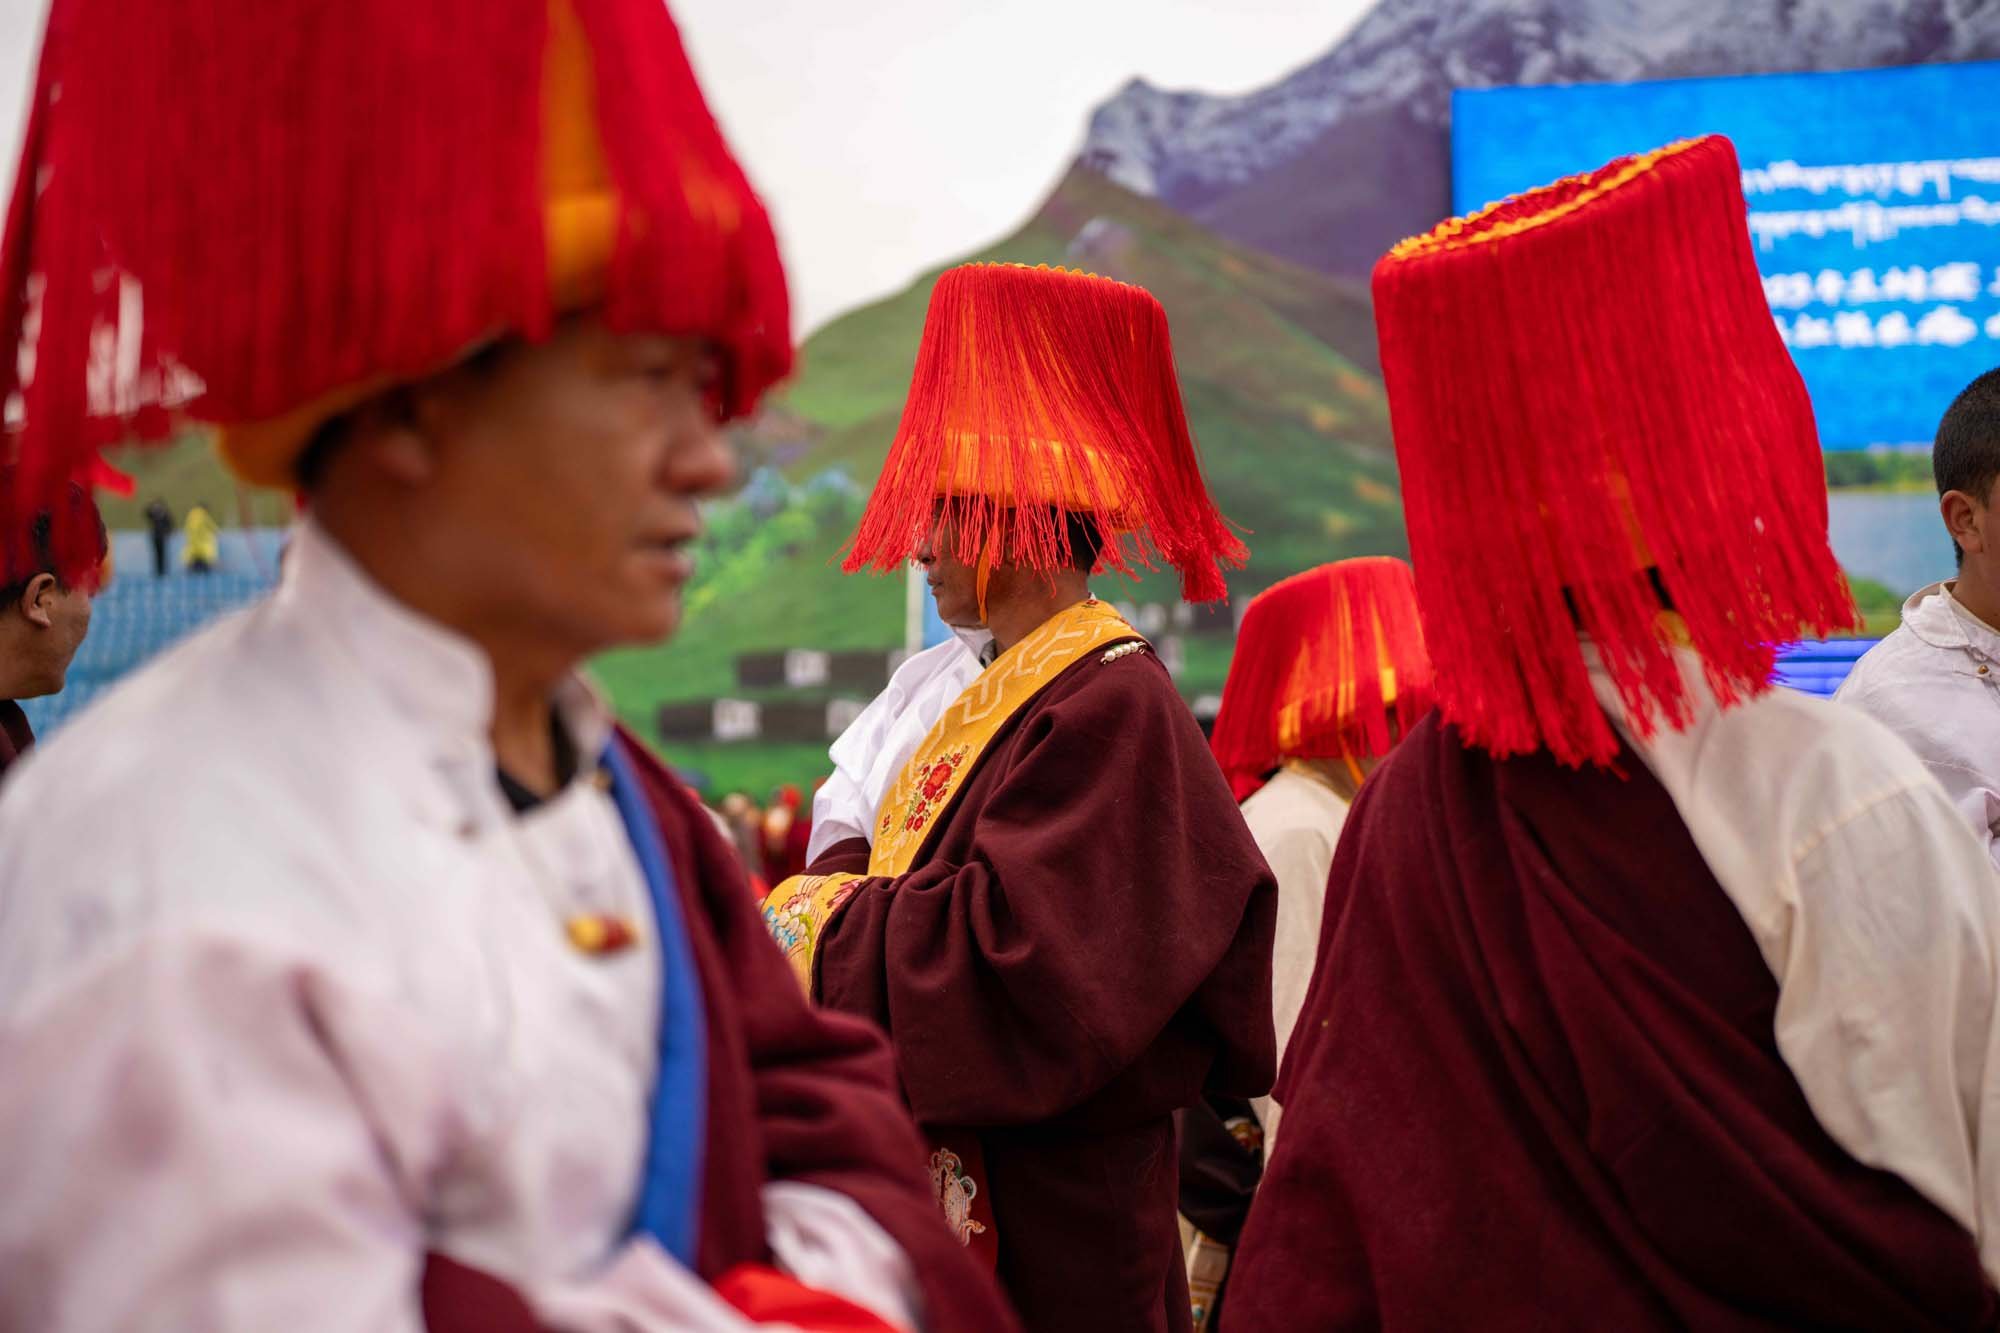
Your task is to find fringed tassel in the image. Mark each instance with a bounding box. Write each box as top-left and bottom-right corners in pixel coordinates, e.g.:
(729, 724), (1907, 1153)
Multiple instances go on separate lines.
(845, 263), (1244, 603)
(1211, 557), (1434, 800)
(0, 0), (790, 566)
(1377, 136), (1856, 768)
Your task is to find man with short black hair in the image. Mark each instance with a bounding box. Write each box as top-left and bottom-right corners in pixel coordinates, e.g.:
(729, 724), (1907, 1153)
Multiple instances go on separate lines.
(1838, 366), (2000, 865)
(0, 483), (106, 778)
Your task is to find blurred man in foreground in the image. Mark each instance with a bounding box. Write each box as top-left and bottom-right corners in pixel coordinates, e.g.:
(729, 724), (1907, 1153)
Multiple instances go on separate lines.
(0, 3), (1016, 1331)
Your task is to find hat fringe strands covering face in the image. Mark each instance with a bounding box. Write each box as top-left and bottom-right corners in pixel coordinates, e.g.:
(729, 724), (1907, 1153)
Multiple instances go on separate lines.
(1373, 135), (1856, 768)
(0, 0), (791, 585)
(843, 262), (1245, 604)
(1210, 556), (1434, 801)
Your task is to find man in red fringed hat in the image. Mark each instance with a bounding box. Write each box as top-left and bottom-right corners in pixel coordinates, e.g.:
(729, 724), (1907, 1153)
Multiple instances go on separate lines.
(760, 262), (1277, 1333)
(1207, 555), (1432, 1154)
(1177, 556), (1432, 1329)
(0, 4), (1021, 1331)
(1226, 136), (2000, 1330)
(0, 480), (107, 778)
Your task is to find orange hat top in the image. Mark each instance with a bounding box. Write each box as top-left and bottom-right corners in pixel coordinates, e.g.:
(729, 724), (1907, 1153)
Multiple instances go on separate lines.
(1209, 557), (1434, 801)
(842, 263), (1245, 603)
(1374, 135), (1856, 768)
(0, 0), (791, 581)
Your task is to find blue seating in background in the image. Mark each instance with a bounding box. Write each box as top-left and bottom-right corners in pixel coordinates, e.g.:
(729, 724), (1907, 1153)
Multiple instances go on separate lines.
(20, 568), (276, 737)
(1772, 638), (1877, 699)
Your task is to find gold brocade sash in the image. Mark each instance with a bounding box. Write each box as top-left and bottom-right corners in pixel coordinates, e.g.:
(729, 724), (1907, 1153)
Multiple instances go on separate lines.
(760, 598), (1141, 993)
(867, 597), (1139, 877)
(759, 598), (1143, 1268)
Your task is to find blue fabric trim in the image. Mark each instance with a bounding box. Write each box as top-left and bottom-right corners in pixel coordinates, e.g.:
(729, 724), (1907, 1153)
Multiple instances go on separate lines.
(602, 739), (709, 1265)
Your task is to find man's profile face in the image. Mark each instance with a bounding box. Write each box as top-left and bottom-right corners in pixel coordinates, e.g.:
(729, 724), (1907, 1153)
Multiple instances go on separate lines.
(11, 568), (98, 698)
(410, 316), (735, 656)
(917, 509), (985, 628)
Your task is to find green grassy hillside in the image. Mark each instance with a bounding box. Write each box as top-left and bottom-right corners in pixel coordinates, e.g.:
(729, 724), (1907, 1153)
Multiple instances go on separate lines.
(78, 171), (1414, 797)
(777, 166), (1405, 578)
(595, 168), (1411, 791)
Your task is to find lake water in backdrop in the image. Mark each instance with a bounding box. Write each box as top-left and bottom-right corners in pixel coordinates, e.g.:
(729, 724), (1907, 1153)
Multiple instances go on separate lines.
(1827, 490), (1950, 600)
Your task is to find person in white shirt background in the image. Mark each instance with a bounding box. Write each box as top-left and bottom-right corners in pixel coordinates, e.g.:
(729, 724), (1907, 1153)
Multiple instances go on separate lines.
(1176, 554), (1434, 1332)
(1838, 366), (2000, 867)
(808, 627), (988, 863)
(1202, 554), (1435, 1157)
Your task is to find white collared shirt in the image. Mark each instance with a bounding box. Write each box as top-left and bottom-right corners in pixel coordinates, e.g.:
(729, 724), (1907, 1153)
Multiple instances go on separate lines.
(0, 520), (913, 1332)
(1592, 649), (2000, 1279)
(1837, 580), (2000, 868)
(807, 631), (987, 862)
(1236, 764), (1350, 1157)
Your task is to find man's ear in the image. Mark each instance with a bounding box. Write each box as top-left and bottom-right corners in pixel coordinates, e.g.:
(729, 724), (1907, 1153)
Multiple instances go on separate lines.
(1943, 489), (1987, 560)
(19, 572), (57, 629)
(346, 386), (438, 488)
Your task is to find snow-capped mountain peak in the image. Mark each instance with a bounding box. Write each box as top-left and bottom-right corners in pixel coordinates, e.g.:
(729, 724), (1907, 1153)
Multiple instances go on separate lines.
(1079, 0), (1999, 214)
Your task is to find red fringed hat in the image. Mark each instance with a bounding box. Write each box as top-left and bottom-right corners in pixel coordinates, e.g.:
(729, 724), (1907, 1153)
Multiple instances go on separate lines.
(843, 263), (1245, 603)
(0, 0), (791, 585)
(1210, 556), (1434, 801)
(0, 472), (107, 595)
(1374, 135), (1856, 768)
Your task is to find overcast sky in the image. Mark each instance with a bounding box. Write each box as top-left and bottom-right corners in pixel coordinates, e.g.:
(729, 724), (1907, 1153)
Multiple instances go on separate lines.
(0, 0), (1373, 336)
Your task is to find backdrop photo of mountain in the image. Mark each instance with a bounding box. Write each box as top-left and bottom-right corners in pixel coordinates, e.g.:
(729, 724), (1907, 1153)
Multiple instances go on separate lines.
(93, 0), (2000, 797)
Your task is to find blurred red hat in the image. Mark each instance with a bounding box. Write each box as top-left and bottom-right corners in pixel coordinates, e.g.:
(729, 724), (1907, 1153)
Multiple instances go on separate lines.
(1210, 556), (1433, 801)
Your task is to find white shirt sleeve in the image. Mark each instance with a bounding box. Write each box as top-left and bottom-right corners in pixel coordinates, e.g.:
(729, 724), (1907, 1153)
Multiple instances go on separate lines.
(1246, 819), (1337, 1153)
(0, 931), (432, 1332)
(761, 1182), (920, 1331)
(808, 640), (982, 863)
(1773, 779), (2000, 1278)
(529, 1186), (919, 1333)
(0, 930), (905, 1333)
(809, 763), (879, 862)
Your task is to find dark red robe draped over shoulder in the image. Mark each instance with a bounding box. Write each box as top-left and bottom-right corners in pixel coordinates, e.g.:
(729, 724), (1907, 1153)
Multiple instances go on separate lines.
(810, 647), (1278, 1333)
(0, 700), (32, 780)
(1225, 713), (1998, 1332)
(425, 734), (1023, 1333)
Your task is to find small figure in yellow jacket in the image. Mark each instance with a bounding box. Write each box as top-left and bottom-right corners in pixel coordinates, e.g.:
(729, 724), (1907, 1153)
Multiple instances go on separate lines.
(180, 502), (218, 574)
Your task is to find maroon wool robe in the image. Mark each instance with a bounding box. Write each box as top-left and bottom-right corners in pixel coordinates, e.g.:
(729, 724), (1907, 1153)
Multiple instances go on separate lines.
(424, 731), (1022, 1333)
(1225, 713), (1998, 1332)
(0, 700), (32, 779)
(808, 646), (1278, 1333)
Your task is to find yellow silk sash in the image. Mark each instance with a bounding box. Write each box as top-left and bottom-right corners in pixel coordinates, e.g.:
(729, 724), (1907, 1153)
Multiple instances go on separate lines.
(760, 598), (1141, 991)
(867, 598), (1139, 876)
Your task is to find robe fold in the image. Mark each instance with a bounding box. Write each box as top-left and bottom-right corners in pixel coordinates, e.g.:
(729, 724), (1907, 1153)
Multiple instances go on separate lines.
(1225, 714), (1998, 1332)
(808, 644), (1277, 1333)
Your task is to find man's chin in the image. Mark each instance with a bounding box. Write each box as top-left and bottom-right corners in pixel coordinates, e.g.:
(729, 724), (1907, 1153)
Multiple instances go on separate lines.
(605, 591), (683, 649)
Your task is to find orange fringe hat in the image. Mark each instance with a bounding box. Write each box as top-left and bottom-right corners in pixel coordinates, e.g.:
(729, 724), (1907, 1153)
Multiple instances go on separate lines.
(0, 0), (791, 584)
(843, 263), (1245, 603)
(1210, 557), (1434, 801)
(1374, 135), (1856, 768)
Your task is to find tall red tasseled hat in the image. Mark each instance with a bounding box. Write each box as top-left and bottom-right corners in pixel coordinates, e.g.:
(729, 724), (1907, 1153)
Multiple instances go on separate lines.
(842, 263), (1245, 603)
(1374, 135), (1856, 768)
(1210, 556), (1434, 801)
(0, 0), (792, 586)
